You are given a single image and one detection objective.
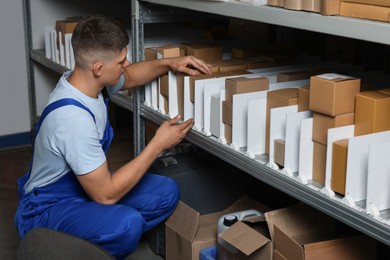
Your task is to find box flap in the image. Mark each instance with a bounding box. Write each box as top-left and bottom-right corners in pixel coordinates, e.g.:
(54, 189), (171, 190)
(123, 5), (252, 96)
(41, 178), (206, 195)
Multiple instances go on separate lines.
(166, 201), (200, 241)
(265, 204), (334, 241)
(220, 221), (270, 256)
(224, 195), (272, 215)
(196, 211), (224, 241)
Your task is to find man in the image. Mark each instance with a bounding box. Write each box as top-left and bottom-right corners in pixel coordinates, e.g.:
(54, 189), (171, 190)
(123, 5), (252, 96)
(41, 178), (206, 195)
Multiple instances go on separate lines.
(15, 15), (212, 258)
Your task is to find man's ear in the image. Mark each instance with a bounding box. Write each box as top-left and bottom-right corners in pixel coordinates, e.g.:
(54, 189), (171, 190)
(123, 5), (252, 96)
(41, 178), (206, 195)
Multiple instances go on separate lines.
(92, 61), (103, 77)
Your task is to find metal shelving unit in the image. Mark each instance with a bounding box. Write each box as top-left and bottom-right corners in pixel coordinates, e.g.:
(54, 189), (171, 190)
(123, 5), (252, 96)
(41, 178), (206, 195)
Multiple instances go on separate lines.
(134, 0), (390, 247)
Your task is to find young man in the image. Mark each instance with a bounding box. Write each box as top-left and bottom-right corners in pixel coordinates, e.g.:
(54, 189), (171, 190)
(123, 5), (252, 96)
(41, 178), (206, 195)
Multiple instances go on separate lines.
(15, 15), (212, 258)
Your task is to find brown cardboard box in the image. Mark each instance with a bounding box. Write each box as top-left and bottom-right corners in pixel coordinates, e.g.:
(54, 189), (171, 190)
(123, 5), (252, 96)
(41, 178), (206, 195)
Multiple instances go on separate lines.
(267, 0), (285, 7)
(273, 250), (287, 260)
(266, 88), (299, 154)
(265, 204), (377, 260)
(218, 221), (272, 260)
(277, 71), (314, 83)
(144, 47), (157, 61)
(340, 2), (390, 22)
(231, 46), (262, 59)
(274, 139), (285, 166)
(301, 0), (321, 12)
(309, 74), (360, 116)
(160, 74), (169, 98)
(166, 196), (271, 260)
(157, 45), (180, 59)
(211, 59), (247, 73)
(342, 0), (390, 7)
(354, 91), (390, 136)
(217, 196), (273, 260)
(321, 0), (341, 15)
(225, 123), (232, 144)
(298, 85), (310, 112)
(56, 19), (78, 44)
(222, 100), (233, 126)
(225, 76), (269, 102)
(312, 112), (355, 145)
(284, 0), (302, 10)
(181, 42), (223, 63)
(176, 73), (185, 116)
(331, 138), (349, 195)
(312, 141), (326, 185)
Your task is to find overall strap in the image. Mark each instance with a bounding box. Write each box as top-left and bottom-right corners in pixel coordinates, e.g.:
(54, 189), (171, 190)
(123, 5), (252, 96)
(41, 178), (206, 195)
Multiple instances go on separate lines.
(35, 98), (95, 138)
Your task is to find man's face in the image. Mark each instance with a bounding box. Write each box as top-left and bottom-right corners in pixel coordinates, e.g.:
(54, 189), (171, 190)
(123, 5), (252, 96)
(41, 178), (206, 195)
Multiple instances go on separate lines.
(101, 48), (130, 85)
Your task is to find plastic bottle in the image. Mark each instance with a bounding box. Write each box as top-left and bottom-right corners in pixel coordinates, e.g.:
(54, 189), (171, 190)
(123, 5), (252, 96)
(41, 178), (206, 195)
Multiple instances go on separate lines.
(217, 209), (263, 254)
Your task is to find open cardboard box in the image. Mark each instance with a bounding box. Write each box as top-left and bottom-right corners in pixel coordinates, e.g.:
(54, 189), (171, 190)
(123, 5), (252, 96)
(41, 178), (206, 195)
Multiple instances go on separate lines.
(265, 204), (377, 260)
(165, 195), (271, 260)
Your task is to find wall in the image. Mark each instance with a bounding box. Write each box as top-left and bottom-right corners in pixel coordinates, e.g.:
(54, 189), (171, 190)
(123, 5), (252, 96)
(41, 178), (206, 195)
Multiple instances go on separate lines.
(0, 0), (31, 147)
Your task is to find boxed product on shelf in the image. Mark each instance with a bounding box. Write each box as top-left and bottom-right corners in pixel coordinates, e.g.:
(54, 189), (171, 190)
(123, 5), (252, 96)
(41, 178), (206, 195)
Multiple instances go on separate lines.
(210, 59), (247, 72)
(276, 70), (314, 83)
(297, 85), (310, 112)
(181, 41), (223, 63)
(301, 0), (321, 12)
(225, 76), (269, 102)
(222, 100), (233, 126)
(342, 0), (390, 7)
(321, 0), (342, 15)
(267, 0), (284, 8)
(274, 139), (285, 166)
(265, 204), (377, 260)
(284, 0), (302, 10)
(331, 138), (349, 195)
(312, 112), (355, 145)
(312, 141), (327, 185)
(165, 195), (271, 260)
(340, 1), (390, 22)
(265, 88), (299, 154)
(157, 45), (181, 58)
(354, 90), (390, 136)
(309, 73), (360, 116)
(224, 123), (233, 144)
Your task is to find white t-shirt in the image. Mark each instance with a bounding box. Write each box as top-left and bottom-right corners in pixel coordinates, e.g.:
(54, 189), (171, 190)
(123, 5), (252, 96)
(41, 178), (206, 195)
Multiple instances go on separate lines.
(24, 71), (124, 193)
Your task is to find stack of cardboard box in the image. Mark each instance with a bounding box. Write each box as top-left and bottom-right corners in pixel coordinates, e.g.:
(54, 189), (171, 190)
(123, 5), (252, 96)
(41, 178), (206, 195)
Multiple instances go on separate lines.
(340, 0), (390, 22)
(267, 0), (342, 16)
(309, 74), (360, 187)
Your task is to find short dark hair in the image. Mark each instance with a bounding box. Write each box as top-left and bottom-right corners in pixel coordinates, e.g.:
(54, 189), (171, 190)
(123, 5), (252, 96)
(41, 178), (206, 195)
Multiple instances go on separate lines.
(72, 15), (129, 63)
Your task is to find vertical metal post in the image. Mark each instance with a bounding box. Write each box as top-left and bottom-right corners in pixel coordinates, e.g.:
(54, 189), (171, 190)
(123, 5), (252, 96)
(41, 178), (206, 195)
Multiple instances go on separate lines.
(22, 0), (37, 129)
(131, 0), (145, 156)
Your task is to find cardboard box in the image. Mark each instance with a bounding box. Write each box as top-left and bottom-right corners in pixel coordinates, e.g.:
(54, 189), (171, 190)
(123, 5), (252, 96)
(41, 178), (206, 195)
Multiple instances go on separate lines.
(301, 0), (321, 12)
(284, 0), (301, 10)
(225, 123), (232, 144)
(273, 250), (287, 260)
(157, 45), (180, 59)
(182, 42), (223, 63)
(265, 204), (377, 260)
(274, 139), (285, 166)
(309, 74), (360, 116)
(266, 88), (299, 154)
(144, 47), (157, 61)
(342, 0), (390, 7)
(340, 2), (390, 22)
(312, 141), (326, 185)
(225, 76), (269, 102)
(354, 91), (390, 136)
(211, 60), (247, 73)
(160, 74), (169, 98)
(222, 100), (233, 126)
(277, 71), (314, 83)
(166, 195), (271, 260)
(298, 85), (310, 112)
(321, 0), (341, 15)
(218, 221), (272, 260)
(331, 138), (349, 195)
(267, 0), (285, 7)
(312, 112), (355, 145)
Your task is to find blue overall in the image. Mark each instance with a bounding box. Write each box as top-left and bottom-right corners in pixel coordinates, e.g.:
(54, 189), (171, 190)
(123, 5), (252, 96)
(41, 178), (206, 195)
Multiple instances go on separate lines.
(15, 96), (179, 259)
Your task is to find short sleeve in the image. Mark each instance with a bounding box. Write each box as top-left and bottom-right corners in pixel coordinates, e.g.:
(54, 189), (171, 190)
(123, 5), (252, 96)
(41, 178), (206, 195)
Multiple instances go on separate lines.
(54, 113), (106, 175)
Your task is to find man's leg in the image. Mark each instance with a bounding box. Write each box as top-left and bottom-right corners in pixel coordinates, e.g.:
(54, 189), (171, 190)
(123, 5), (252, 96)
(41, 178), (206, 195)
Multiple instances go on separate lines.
(118, 173), (180, 232)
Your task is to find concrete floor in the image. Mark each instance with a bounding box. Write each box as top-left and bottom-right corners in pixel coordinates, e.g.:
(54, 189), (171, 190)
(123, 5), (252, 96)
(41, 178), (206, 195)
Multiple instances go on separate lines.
(0, 125), (162, 259)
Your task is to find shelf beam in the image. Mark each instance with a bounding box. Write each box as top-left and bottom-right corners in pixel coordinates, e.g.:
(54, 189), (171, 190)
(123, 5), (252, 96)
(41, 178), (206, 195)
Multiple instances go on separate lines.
(142, 0), (390, 45)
